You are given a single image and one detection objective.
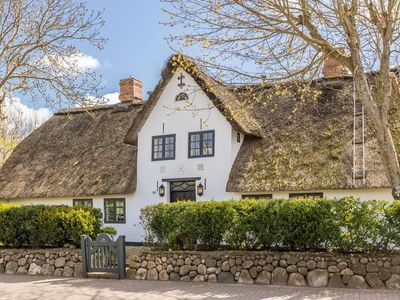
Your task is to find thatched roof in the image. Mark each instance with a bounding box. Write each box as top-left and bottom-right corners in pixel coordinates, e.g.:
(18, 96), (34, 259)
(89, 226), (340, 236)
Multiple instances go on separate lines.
(0, 102), (143, 199)
(0, 55), (396, 198)
(226, 79), (391, 192)
(124, 55), (263, 145)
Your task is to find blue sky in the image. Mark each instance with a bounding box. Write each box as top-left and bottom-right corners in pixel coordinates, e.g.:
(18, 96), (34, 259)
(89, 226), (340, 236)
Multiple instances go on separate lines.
(24, 0), (175, 111)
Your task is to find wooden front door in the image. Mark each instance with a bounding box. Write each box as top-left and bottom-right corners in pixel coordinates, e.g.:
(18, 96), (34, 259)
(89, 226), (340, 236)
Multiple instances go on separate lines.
(170, 181), (196, 203)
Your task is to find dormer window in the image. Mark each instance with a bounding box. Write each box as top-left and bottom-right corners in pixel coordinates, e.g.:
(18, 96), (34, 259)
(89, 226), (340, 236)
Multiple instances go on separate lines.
(175, 92), (189, 102)
(152, 134), (176, 161)
(188, 130), (215, 158)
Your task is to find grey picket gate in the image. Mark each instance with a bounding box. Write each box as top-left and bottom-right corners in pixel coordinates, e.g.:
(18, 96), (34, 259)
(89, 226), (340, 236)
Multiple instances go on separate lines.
(81, 233), (126, 279)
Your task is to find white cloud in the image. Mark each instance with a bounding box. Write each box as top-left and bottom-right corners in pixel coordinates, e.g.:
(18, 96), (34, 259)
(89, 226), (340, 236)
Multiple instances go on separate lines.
(70, 53), (101, 72)
(41, 52), (101, 74)
(77, 92), (120, 107)
(102, 92), (120, 104)
(3, 97), (52, 130)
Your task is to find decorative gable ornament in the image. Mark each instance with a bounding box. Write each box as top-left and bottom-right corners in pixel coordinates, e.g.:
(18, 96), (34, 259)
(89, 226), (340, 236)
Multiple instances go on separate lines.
(177, 73), (186, 89)
(175, 92), (189, 102)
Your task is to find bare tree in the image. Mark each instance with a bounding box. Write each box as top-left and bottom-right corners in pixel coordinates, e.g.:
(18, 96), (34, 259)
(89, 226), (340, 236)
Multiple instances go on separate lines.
(0, 101), (43, 166)
(0, 0), (106, 119)
(163, 0), (400, 199)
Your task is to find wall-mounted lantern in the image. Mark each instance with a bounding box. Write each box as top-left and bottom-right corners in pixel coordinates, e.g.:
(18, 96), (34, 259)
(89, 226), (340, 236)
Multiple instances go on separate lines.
(197, 183), (204, 197)
(159, 184), (165, 197)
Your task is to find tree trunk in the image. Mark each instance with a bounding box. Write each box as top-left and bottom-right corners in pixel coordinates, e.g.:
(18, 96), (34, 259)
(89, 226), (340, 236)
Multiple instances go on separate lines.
(375, 119), (400, 199)
(353, 71), (400, 200)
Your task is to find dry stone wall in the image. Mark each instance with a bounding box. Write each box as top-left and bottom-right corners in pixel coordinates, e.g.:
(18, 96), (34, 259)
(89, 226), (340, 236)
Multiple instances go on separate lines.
(128, 251), (400, 289)
(0, 248), (83, 277)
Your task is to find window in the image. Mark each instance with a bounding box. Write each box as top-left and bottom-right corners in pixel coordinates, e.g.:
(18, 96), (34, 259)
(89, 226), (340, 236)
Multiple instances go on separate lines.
(73, 199), (93, 208)
(104, 198), (126, 223)
(175, 92), (189, 102)
(188, 130), (215, 158)
(241, 194), (272, 199)
(152, 134), (176, 161)
(289, 192), (323, 199)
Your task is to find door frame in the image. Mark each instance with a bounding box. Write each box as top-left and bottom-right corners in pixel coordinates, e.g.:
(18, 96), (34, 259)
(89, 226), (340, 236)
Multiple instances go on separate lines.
(162, 177), (200, 203)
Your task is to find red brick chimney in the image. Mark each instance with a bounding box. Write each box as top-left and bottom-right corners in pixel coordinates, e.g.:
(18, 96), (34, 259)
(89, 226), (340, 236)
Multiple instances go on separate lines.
(322, 49), (351, 78)
(119, 77), (143, 103)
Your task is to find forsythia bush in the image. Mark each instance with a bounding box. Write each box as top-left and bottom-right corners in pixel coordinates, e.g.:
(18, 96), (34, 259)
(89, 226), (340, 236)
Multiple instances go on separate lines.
(0, 205), (102, 247)
(141, 198), (400, 252)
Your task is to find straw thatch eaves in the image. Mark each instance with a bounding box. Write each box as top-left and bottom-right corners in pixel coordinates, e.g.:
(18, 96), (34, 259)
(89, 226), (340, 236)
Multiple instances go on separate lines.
(0, 102), (143, 199)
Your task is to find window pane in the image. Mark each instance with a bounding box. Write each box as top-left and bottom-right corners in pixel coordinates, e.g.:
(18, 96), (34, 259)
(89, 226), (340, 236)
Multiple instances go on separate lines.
(289, 193), (323, 199)
(203, 146), (213, 155)
(73, 199), (92, 207)
(106, 207), (115, 222)
(165, 151), (173, 158)
(191, 134), (200, 142)
(203, 132), (213, 140)
(190, 148), (200, 156)
(154, 138), (162, 145)
(105, 199), (125, 223)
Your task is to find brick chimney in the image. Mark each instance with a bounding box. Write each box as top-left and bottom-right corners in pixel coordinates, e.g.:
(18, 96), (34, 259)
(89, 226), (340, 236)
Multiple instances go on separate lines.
(119, 77), (143, 103)
(322, 49), (351, 78)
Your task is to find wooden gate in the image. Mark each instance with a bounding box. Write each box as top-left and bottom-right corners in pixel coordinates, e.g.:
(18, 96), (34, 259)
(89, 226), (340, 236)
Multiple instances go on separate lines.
(81, 233), (126, 279)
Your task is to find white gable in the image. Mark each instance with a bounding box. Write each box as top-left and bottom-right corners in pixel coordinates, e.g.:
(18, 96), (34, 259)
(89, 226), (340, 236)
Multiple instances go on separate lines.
(141, 70), (231, 135)
(132, 71), (239, 210)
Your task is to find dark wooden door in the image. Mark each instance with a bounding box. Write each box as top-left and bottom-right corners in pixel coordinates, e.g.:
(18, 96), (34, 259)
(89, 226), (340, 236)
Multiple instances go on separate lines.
(170, 181), (196, 203)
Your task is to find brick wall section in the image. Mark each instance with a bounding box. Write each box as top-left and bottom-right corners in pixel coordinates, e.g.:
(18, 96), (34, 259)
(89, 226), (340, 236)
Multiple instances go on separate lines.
(119, 78), (143, 102)
(128, 251), (400, 289)
(0, 248), (83, 277)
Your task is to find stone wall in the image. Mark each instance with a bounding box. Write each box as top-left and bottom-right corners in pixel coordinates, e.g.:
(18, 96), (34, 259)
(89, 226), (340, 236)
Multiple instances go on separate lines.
(128, 251), (400, 289)
(0, 248), (83, 277)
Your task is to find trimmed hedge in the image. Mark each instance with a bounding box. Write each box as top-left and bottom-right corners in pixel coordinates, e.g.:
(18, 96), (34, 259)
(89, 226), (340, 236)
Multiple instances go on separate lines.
(141, 197), (400, 252)
(0, 205), (102, 247)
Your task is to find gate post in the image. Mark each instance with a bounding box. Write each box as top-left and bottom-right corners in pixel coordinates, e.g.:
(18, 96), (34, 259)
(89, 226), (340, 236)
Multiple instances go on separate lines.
(117, 235), (126, 279)
(80, 235), (89, 278)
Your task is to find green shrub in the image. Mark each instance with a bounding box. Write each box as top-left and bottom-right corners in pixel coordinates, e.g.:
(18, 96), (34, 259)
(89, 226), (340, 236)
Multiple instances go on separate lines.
(0, 205), (103, 247)
(141, 197), (400, 252)
(99, 226), (118, 237)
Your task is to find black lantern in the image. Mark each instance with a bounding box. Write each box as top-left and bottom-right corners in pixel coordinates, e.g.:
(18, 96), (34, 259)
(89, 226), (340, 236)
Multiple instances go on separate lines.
(197, 183), (204, 196)
(159, 184), (165, 197)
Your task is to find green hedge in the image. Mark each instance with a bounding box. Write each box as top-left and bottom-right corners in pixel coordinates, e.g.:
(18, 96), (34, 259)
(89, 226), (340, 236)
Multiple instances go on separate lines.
(141, 197), (400, 252)
(0, 205), (102, 247)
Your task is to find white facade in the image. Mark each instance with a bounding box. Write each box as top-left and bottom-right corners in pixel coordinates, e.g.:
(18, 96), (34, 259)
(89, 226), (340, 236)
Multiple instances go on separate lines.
(9, 71), (394, 242)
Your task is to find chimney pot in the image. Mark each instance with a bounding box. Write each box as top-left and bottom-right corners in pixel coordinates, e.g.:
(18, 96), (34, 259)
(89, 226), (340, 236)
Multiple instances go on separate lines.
(119, 77), (143, 103)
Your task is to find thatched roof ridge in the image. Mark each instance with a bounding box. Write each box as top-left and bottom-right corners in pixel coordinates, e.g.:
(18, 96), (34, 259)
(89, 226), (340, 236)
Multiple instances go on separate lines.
(124, 55), (263, 145)
(0, 102), (143, 199)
